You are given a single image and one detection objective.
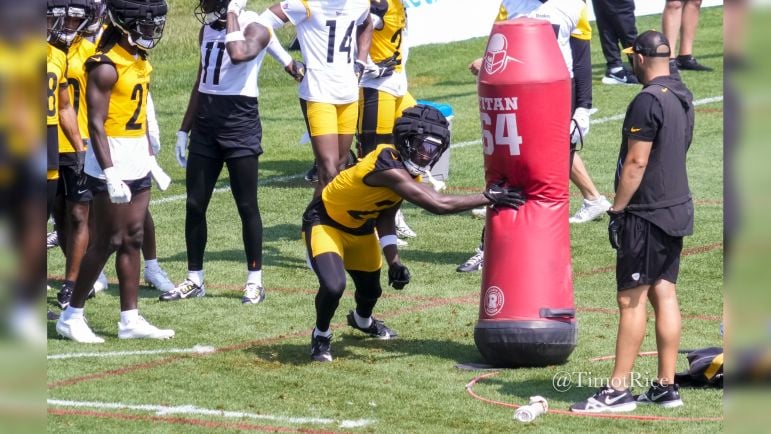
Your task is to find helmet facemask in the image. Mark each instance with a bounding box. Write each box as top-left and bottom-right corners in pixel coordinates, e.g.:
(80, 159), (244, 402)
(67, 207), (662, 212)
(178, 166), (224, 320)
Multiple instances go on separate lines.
(400, 135), (446, 177)
(109, 8), (166, 50)
(195, 0), (227, 26)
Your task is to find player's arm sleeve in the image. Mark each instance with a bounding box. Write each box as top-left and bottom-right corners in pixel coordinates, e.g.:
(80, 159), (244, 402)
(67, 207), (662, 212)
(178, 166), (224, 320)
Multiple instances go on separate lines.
(570, 37), (592, 109)
(146, 91), (160, 144)
(622, 93), (662, 141)
(280, 0), (310, 25)
(570, 4), (592, 109)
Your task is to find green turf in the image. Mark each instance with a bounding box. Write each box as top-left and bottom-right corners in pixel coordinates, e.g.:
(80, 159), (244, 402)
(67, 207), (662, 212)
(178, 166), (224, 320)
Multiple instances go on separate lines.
(47, 4), (724, 432)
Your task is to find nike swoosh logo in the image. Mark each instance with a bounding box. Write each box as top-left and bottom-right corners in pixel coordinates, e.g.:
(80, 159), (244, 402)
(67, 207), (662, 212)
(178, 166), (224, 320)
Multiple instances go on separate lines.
(630, 127), (641, 132)
(650, 391), (669, 401)
(77, 189), (89, 194)
(604, 394), (628, 405)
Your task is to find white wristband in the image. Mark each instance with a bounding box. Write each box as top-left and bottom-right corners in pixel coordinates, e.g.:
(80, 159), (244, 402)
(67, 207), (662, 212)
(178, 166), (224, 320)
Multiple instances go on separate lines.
(379, 235), (398, 248)
(225, 30), (245, 43)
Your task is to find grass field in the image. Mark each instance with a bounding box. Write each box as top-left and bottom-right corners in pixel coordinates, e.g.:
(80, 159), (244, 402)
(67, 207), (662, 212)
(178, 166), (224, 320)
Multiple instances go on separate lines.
(47, 3), (724, 432)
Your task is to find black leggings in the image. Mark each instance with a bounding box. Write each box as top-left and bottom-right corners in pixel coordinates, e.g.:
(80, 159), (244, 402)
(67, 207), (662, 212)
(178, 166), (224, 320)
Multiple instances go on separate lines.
(185, 153), (262, 271)
(311, 252), (382, 332)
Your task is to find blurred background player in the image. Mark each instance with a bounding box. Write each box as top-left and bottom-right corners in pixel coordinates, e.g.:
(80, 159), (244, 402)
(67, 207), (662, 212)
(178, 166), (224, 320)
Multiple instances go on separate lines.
(261, 0), (372, 196)
(358, 0), (417, 244)
(56, 0), (174, 342)
(304, 105), (525, 362)
(167, 0), (277, 304)
(662, 0), (713, 72)
(592, 0), (639, 85)
(460, 0), (609, 272)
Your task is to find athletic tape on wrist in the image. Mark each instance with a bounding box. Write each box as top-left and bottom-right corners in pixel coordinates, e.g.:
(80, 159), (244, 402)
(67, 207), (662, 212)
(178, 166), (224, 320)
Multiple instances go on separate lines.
(225, 30), (245, 43)
(379, 235), (398, 248)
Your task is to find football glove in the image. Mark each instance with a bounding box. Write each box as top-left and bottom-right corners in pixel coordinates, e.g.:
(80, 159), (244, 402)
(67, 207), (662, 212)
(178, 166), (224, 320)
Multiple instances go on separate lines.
(175, 131), (188, 168)
(364, 55), (398, 79)
(483, 183), (526, 209)
(607, 209), (625, 250)
(149, 133), (161, 155)
(285, 59), (306, 82)
(388, 263), (411, 290)
(103, 167), (131, 204)
(354, 60), (366, 83)
(149, 156), (171, 191)
(570, 107), (591, 146)
(75, 151), (87, 187)
(227, 0), (246, 15)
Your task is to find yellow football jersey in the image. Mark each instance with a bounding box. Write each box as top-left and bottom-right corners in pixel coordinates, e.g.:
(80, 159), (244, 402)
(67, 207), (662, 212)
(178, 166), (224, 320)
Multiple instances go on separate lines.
(572, 5), (592, 41)
(85, 43), (152, 138)
(369, 0), (406, 73)
(58, 37), (96, 152)
(322, 143), (418, 229)
(46, 44), (68, 126)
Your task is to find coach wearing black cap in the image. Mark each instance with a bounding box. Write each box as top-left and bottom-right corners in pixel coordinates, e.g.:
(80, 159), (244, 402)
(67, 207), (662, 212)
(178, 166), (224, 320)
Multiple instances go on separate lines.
(571, 30), (695, 413)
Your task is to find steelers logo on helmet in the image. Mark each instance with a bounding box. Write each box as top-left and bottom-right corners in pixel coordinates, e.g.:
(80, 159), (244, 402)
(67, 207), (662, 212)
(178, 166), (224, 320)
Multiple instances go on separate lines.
(107, 0), (168, 50)
(393, 105), (451, 177)
(195, 0), (228, 26)
(48, 0), (99, 47)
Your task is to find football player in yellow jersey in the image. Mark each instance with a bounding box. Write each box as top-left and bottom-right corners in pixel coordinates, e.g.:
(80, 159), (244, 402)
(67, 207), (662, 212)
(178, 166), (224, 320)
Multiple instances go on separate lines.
(47, 0), (87, 220)
(358, 0), (419, 243)
(304, 105), (526, 362)
(57, 0), (174, 343)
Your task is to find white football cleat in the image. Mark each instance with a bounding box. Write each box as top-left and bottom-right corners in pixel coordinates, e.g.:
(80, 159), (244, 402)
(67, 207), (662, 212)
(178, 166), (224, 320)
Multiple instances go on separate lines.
(92, 271), (109, 293)
(144, 265), (174, 292)
(471, 207), (487, 219)
(118, 316), (175, 340)
(569, 196), (611, 224)
(56, 315), (105, 343)
(394, 209), (416, 239)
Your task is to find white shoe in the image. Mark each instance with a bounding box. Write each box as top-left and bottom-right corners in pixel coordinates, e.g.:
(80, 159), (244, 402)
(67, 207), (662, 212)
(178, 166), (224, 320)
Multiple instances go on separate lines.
(144, 266), (174, 291)
(471, 207), (487, 219)
(118, 316), (175, 340)
(395, 209), (416, 238)
(56, 315), (105, 343)
(9, 305), (46, 346)
(92, 271), (109, 293)
(397, 238), (408, 247)
(569, 196), (611, 224)
(242, 282), (266, 305)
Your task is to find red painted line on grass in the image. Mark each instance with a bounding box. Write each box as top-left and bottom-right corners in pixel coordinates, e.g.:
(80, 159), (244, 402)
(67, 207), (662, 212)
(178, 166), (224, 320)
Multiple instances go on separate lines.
(48, 408), (344, 433)
(465, 371), (723, 422)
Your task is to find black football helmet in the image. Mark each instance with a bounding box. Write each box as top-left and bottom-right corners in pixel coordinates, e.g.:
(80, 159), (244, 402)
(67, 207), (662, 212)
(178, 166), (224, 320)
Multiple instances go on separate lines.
(106, 0), (167, 50)
(393, 105), (451, 176)
(82, 0), (107, 37)
(48, 0), (95, 47)
(195, 0), (228, 25)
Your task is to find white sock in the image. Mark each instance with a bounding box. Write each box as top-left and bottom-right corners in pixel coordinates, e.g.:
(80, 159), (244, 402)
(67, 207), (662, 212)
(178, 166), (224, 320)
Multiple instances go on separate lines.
(187, 270), (204, 286)
(353, 310), (373, 328)
(145, 259), (160, 271)
(313, 327), (331, 338)
(119, 309), (139, 325)
(610, 66), (623, 73)
(62, 306), (84, 322)
(247, 270), (262, 285)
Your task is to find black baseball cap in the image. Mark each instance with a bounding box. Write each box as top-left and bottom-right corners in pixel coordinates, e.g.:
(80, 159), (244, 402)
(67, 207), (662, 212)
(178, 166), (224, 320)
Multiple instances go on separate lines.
(622, 30), (671, 58)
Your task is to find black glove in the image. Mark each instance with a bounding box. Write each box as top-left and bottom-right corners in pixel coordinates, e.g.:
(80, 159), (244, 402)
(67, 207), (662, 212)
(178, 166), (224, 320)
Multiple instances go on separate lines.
(284, 59), (306, 82)
(483, 183), (526, 209)
(354, 60), (366, 83)
(607, 209), (625, 250)
(388, 263), (411, 290)
(75, 151), (87, 187)
(365, 55), (398, 79)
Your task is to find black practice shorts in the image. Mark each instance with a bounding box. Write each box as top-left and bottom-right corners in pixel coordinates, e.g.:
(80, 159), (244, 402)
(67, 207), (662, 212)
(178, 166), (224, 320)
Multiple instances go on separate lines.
(47, 125), (59, 172)
(57, 153), (93, 203)
(189, 93), (263, 160)
(616, 213), (683, 291)
(86, 173), (151, 196)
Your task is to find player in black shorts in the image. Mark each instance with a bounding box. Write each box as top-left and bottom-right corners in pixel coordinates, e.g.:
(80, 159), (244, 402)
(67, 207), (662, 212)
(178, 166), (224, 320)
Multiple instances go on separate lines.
(167, 0), (275, 304)
(571, 31), (695, 413)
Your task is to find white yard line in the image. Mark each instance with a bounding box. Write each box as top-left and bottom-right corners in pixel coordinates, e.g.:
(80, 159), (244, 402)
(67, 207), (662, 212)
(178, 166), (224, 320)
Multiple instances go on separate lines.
(47, 345), (216, 360)
(151, 95), (722, 206)
(47, 399), (375, 428)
